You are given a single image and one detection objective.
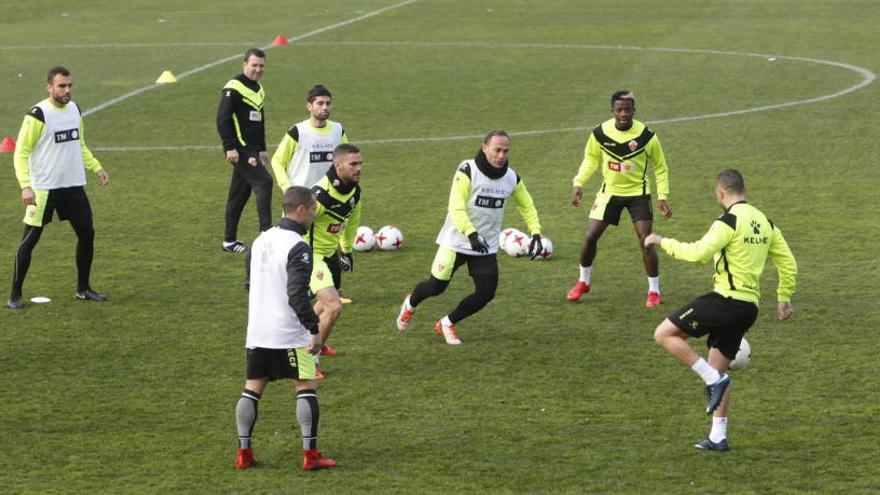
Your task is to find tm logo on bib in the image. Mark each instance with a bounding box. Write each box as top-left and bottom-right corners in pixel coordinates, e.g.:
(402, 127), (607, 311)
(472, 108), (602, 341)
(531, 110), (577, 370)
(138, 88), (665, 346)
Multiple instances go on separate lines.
(54, 128), (80, 143)
(475, 195), (505, 208)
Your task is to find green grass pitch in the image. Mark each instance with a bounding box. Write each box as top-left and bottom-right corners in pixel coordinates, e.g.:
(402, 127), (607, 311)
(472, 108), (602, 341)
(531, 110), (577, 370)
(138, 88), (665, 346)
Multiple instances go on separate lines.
(1, 1), (878, 493)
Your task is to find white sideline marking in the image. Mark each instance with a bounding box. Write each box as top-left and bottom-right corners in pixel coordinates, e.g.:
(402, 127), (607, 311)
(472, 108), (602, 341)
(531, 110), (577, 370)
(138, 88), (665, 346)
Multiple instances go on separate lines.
(92, 42), (875, 152)
(80, 0), (422, 117)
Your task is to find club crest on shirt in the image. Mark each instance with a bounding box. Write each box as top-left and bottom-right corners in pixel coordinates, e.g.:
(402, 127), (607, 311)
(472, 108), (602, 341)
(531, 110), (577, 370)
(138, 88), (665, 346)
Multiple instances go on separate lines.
(316, 270), (324, 280)
(628, 140), (638, 152)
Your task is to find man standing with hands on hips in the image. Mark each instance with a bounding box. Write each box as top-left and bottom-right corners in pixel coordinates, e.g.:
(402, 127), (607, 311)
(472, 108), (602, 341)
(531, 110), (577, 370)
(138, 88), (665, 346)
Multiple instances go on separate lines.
(217, 48), (272, 253)
(9, 66), (109, 309)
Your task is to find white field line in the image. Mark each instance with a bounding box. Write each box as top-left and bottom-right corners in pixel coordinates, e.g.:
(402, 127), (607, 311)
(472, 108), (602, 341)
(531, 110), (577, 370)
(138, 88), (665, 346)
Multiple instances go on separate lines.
(92, 42), (875, 152)
(79, 0), (421, 118)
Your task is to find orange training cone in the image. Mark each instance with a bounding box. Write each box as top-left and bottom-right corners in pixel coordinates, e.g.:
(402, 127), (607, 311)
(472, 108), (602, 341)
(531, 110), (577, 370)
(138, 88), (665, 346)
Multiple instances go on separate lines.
(272, 34), (289, 46)
(0, 136), (15, 152)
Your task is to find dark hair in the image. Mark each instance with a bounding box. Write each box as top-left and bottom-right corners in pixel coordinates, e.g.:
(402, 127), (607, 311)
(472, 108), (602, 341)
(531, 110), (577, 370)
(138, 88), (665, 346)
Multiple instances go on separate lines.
(483, 129), (509, 144)
(307, 84), (332, 103)
(47, 66), (70, 83)
(611, 90), (635, 107)
(282, 185), (315, 214)
(333, 143), (360, 160)
(716, 168), (746, 194)
(243, 48), (265, 62)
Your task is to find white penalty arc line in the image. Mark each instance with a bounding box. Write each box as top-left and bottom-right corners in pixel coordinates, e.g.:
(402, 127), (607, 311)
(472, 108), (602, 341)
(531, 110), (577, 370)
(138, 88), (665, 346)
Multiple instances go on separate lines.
(91, 41), (875, 151)
(80, 0), (421, 118)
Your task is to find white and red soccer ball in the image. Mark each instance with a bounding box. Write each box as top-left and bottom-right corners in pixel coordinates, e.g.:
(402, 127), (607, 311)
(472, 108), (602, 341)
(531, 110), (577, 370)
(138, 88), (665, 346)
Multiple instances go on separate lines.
(502, 229), (530, 257)
(376, 225), (404, 251)
(532, 235), (553, 260)
(353, 226), (376, 252)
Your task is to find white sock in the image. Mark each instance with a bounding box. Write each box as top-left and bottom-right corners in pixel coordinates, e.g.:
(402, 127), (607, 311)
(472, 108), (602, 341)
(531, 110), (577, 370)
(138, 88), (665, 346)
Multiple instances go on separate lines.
(404, 295), (413, 311)
(441, 315), (452, 327)
(579, 265), (592, 284)
(709, 416), (728, 443)
(648, 276), (660, 293)
(691, 358), (721, 385)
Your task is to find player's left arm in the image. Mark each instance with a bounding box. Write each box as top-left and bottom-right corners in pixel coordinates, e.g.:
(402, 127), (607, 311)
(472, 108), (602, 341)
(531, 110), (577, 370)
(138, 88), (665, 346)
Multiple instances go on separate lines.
(511, 177), (542, 236)
(339, 198), (361, 254)
(648, 136), (671, 218)
(79, 119), (108, 186)
(768, 223), (797, 319)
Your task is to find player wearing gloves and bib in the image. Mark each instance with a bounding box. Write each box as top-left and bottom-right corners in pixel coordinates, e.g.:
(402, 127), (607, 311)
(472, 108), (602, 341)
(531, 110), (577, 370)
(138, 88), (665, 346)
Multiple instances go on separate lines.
(396, 130), (543, 345)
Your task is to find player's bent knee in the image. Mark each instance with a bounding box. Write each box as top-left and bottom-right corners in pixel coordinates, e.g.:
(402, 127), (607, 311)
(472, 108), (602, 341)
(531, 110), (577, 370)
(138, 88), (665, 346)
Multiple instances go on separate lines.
(653, 319), (678, 343)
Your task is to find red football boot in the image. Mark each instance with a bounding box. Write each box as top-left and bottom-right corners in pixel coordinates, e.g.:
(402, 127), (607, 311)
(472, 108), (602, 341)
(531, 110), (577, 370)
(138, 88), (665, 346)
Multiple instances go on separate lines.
(566, 281), (590, 301)
(235, 448), (256, 469)
(302, 449), (337, 470)
(645, 291), (662, 308)
(320, 344), (337, 356)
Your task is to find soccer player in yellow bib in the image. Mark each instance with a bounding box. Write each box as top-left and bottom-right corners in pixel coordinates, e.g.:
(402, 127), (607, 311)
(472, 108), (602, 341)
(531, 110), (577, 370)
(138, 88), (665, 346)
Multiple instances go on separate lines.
(645, 169), (797, 452)
(396, 131), (543, 345)
(8, 66), (110, 309)
(306, 144), (363, 376)
(568, 90), (671, 308)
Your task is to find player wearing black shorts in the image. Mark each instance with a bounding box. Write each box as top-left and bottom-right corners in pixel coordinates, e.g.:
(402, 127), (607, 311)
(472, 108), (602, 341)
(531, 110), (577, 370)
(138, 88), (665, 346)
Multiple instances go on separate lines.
(233, 186), (336, 471)
(645, 169), (797, 452)
(8, 66), (109, 309)
(568, 90), (672, 308)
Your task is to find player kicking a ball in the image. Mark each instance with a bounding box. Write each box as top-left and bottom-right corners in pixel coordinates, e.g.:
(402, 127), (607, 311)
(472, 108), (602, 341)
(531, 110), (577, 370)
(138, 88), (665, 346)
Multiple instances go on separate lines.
(645, 169), (797, 451)
(396, 130), (543, 344)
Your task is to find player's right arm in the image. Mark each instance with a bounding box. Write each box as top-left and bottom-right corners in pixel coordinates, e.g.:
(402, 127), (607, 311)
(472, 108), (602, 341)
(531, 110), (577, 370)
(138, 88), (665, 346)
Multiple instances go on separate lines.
(448, 167), (476, 236)
(571, 133), (601, 206)
(286, 241), (319, 334)
(14, 110), (45, 204)
(659, 218), (734, 263)
(271, 127), (298, 191)
(216, 86), (242, 152)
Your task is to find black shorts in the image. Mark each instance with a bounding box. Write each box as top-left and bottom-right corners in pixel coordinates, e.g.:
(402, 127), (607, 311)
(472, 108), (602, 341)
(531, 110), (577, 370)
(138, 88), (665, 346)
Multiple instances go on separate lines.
(668, 292), (759, 360)
(454, 252), (499, 278)
(246, 347), (316, 381)
(593, 194), (653, 225)
(28, 186), (93, 228)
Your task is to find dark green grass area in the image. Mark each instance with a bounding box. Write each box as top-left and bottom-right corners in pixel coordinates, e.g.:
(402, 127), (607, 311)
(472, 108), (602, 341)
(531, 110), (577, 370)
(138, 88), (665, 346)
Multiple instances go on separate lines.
(1, 0), (878, 493)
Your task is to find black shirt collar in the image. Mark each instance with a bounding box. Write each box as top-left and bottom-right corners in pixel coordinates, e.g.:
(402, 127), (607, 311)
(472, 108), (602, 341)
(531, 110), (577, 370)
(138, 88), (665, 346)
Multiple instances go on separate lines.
(724, 200), (748, 213)
(235, 73), (261, 92)
(474, 149), (508, 179)
(277, 217), (307, 235)
(326, 165), (357, 194)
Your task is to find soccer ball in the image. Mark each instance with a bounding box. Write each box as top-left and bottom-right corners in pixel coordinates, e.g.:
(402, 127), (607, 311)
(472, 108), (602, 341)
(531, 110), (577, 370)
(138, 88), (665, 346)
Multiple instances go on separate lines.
(503, 231), (529, 257)
(376, 225), (404, 250)
(499, 227), (523, 251)
(532, 235), (554, 260)
(729, 337), (751, 370)
(353, 226), (376, 252)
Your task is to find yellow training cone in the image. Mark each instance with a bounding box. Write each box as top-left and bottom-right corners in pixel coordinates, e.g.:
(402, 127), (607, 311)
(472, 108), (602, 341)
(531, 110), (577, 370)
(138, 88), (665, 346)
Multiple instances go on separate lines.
(156, 70), (177, 83)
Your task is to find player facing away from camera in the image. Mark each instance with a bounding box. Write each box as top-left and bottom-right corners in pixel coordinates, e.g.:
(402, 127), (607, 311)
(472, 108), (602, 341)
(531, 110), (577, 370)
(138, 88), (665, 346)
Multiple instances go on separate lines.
(9, 66), (110, 309)
(216, 48), (272, 254)
(644, 169), (797, 452)
(271, 84), (349, 190)
(396, 130), (543, 344)
(568, 90), (671, 307)
(235, 186), (336, 471)
(305, 144), (363, 376)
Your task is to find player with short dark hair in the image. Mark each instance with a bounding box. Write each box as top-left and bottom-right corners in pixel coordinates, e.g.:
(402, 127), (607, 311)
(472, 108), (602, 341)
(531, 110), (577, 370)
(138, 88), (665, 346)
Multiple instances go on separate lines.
(305, 144), (363, 376)
(271, 84), (349, 190)
(644, 168), (797, 452)
(8, 66), (110, 309)
(396, 131), (544, 344)
(235, 185), (336, 471)
(217, 48), (272, 254)
(568, 90), (672, 307)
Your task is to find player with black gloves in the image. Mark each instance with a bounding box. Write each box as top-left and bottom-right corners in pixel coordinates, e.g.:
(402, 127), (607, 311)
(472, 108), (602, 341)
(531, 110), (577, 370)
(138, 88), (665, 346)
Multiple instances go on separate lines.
(396, 130), (543, 344)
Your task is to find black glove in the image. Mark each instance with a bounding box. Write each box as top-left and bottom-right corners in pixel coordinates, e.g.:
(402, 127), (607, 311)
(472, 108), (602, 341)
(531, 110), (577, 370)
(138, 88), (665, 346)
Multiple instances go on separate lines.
(528, 234), (543, 260)
(467, 232), (489, 253)
(339, 252), (354, 272)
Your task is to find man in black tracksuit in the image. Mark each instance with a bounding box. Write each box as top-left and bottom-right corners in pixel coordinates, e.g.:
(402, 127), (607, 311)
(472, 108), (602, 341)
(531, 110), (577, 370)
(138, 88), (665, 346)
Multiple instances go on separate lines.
(216, 48), (272, 253)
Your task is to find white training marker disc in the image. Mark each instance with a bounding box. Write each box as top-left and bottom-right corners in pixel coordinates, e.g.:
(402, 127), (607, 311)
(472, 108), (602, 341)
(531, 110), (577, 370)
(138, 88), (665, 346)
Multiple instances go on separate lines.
(30, 296), (51, 304)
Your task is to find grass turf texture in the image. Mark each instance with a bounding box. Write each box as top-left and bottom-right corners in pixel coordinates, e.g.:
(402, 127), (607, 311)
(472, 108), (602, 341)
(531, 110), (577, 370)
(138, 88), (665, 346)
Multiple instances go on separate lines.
(1, 0), (878, 492)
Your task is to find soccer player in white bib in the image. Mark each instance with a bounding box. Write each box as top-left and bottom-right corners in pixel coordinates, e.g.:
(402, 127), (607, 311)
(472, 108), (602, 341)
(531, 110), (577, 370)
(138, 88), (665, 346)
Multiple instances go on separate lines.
(568, 90), (672, 308)
(8, 66), (110, 309)
(396, 131), (544, 344)
(271, 84), (349, 190)
(234, 186), (336, 471)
